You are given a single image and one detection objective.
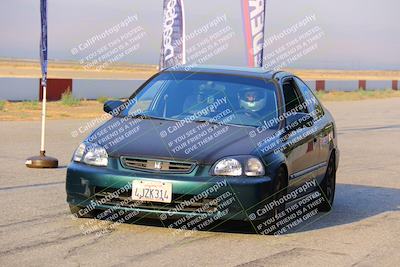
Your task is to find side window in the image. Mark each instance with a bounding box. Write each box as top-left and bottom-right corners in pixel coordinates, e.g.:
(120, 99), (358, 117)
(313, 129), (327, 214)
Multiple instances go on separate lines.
(282, 78), (308, 114)
(294, 77), (324, 120)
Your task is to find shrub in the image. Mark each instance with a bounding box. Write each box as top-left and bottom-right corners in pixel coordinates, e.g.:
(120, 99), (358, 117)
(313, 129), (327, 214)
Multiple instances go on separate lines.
(61, 89), (80, 106)
(315, 91), (326, 99)
(21, 100), (40, 110)
(97, 96), (110, 104)
(0, 100), (6, 111)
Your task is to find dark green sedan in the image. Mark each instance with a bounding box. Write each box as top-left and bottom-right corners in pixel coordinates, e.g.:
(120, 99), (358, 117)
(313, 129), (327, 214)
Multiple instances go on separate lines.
(66, 65), (339, 233)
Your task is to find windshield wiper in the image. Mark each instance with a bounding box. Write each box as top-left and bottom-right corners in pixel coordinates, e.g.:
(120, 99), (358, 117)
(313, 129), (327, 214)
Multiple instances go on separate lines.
(125, 114), (255, 127)
(192, 119), (255, 128)
(126, 114), (154, 119)
(126, 114), (180, 122)
(192, 119), (219, 125)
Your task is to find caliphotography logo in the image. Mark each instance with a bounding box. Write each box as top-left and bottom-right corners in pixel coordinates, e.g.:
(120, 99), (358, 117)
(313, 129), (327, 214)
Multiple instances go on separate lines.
(0, 0), (399, 266)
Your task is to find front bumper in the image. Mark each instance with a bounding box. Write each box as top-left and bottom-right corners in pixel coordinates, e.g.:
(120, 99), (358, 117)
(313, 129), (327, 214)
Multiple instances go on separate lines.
(66, 160), (274, 222)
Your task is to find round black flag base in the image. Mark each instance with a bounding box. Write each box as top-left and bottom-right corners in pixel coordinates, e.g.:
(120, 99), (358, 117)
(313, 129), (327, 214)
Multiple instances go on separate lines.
(25, 151), (58, 168)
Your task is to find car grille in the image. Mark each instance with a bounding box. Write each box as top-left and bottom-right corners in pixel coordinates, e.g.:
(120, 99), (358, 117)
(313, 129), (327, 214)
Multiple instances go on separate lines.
(120, 157), (196, 173)
(93, 187), (218, 213)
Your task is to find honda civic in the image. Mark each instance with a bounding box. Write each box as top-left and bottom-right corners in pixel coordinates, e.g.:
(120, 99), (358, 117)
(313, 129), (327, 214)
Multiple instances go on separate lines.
(66, 65), (339, 231)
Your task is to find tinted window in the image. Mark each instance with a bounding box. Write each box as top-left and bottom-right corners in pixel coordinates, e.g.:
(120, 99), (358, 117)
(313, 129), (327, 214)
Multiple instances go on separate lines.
(282, 78), (308, 113)
(294, 77), (324, 119)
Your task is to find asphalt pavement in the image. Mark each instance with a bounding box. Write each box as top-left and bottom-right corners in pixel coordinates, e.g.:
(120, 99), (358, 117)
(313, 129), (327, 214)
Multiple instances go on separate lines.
(0, 98), (399, 266)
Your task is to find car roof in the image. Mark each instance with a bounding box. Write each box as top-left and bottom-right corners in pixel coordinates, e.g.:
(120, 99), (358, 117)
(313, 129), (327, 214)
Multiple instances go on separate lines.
(162, 65), (292, 80)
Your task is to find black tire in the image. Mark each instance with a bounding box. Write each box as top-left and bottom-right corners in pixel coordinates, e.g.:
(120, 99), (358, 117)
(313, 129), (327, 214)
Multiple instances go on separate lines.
(273, 167), (288, 217)
(259, 167), (287, 235)
(69, 204), (95, 218)
(318, 153), (336, 212)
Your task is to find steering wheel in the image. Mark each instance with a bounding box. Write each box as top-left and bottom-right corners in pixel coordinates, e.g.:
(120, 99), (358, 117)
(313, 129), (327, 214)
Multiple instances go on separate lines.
(234, 109), (263, 120)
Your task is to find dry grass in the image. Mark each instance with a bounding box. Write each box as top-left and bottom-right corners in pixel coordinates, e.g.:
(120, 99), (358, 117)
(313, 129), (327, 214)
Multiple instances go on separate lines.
(316, 89), (400, 102)
(0, 100), (103, 121)
(0, 58), (157, 80)
(287, 68), (400, 81)
(1, 90), (400, 121)
(1, 59), (400, 81)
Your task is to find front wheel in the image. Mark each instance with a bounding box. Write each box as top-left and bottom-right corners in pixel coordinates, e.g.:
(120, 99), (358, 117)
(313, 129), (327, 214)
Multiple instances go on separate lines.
(258, 167), (287, 235)
(318, 153), (336, 212)
(273, 167), (288, 216)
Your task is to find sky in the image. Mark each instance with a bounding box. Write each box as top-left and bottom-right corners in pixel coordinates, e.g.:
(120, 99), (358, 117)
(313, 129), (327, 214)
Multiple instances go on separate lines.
(0, 0), (399, 70)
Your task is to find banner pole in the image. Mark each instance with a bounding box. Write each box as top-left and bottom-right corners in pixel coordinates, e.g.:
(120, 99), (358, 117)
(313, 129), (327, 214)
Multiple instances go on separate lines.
(40, 85), (47, 154)
(25, 0), (58, 168)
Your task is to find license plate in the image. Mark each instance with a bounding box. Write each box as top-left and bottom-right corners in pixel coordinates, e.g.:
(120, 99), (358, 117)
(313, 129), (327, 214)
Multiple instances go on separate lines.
(132, 180), (172, 203)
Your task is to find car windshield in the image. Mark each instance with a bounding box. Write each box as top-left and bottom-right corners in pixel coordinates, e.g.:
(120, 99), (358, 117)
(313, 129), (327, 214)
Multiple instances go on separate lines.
(120, 72), (279, 128)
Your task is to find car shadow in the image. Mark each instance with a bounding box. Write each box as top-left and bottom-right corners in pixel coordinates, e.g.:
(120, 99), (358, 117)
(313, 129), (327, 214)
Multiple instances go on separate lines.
(297, 183), (400, 233)
(96, 183), (400, 235)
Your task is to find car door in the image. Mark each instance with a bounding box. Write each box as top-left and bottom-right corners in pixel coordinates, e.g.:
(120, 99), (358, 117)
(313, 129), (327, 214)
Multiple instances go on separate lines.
(280, 77), (320, 193)
(294, 77), (332, 183)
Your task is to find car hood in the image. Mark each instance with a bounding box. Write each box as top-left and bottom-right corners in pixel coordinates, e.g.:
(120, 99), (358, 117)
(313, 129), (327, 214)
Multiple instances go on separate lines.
(89, 117), (276, 164)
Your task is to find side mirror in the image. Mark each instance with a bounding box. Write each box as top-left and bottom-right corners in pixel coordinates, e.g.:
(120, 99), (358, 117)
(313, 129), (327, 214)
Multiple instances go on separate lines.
(103, 100), (124, 114)
(285, 112), (314, 132)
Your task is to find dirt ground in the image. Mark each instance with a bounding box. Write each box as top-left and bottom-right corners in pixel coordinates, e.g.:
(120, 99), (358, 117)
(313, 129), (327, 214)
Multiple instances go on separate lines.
(1, 58), (400, 81)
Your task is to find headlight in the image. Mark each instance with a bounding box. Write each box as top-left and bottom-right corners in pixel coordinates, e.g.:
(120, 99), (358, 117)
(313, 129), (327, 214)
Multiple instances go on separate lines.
(73, 143), (86, 162)
(244, 158), (265, 176)
(73, 142), (108, 167)
(213, 158), (242, 176)
(211, 156), (265, 177)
